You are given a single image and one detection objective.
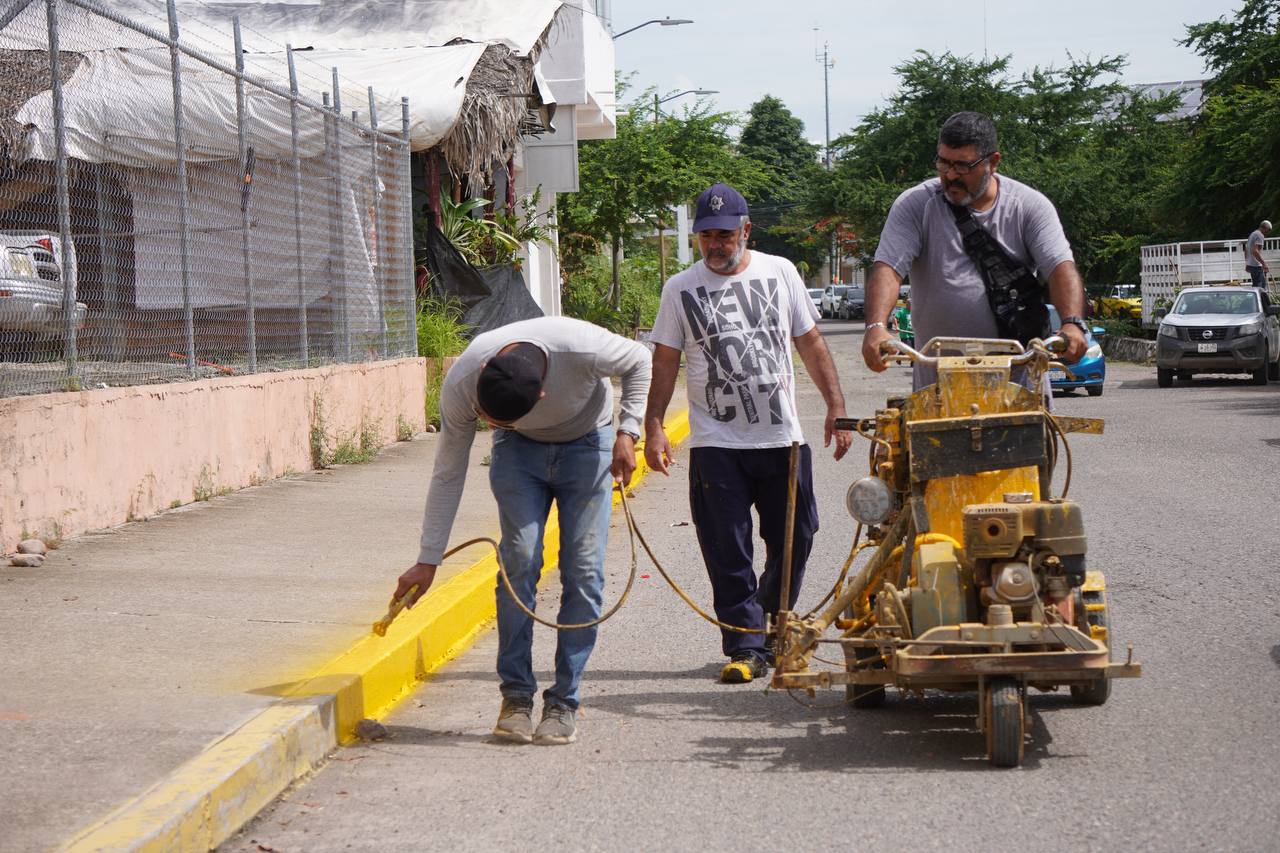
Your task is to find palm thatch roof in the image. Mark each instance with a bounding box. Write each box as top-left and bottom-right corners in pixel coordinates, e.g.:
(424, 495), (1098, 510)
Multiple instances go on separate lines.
(0, 50), (80, 170)
(436, 40), (540, 187)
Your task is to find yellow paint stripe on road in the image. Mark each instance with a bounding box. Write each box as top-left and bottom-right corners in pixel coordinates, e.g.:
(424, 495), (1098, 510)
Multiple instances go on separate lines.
(59, 409), (691, 853)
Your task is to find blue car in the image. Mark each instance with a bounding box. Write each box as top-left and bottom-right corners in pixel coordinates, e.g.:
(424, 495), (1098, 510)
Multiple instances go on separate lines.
(1046, 305), (1106, 397)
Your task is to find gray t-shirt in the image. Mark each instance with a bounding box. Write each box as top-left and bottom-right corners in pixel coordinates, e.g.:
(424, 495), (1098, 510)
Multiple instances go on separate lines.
(417, 316), (651, 565)
(1246, 229), (1265, 269)
(874, 175), (1074, 351)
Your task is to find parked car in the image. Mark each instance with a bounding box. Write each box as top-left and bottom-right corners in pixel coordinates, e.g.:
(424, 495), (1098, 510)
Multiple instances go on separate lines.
(1154, 285), (1280, 386)
(820, 284), (849, 319)
(807, 287), (823, 314)
(837, 284), (865, 319)
(1046, 305), (1106, 396)
(1091, 283), (1142, 320)
(0, 232), (85, 339)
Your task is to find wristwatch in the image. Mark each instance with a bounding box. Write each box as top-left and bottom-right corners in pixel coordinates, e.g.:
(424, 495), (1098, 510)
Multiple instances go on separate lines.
(617, 428), (640, 441)
(1059, 315), (1089, 335)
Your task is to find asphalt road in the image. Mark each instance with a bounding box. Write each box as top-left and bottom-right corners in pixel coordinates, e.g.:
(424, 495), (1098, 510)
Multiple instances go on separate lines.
(223, 319), (1280, 853)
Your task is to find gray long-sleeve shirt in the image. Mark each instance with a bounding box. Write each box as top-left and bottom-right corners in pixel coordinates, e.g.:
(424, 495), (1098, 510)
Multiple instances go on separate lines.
(417, 316), (652, 565)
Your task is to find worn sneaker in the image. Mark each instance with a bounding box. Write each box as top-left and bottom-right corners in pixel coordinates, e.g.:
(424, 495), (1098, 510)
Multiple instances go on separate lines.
(533, 703), (577, 745)
(720, 651), (769, 684)
(492, 696), (535, 744)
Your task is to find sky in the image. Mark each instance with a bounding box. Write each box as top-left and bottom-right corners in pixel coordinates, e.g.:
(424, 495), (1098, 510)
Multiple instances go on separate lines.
(609, 0), (1243, 145)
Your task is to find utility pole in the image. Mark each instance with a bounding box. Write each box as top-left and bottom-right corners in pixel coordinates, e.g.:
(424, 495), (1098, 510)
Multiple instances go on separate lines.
(816, 35), (836, 283)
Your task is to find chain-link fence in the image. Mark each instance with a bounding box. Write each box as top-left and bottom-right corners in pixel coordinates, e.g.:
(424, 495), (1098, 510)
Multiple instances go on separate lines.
(0, 0), (417, 398)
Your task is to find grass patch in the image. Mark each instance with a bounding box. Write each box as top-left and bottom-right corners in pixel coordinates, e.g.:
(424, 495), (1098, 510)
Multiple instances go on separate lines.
(396, 414), (414, 442)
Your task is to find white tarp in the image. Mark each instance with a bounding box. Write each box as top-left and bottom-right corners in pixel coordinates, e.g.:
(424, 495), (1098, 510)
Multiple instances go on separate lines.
(0, 0), (562, 56)
(15, 42), (486, 166)
(125, 155), (384, 321)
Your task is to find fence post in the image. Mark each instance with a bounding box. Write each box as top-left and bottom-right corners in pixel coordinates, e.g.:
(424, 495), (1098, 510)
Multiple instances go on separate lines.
(401, 97), (416, 357)
(45, 0), (78, 382)
(286, 45), (308, 365)
(233, 17), (256, 372)
(331, 68), (350, 360)
(367, 87), (388, 358)
(164, 0), (195, 375)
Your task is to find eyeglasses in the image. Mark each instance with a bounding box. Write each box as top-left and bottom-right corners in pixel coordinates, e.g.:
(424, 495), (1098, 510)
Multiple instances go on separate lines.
(934, 153), (992, 176)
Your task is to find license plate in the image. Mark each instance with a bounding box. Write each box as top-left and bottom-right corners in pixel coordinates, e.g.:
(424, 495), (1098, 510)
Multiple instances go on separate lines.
(7, 250), (34, 278)
(1049, 370), (1067, 381)
(1197, 342), (1217, 353)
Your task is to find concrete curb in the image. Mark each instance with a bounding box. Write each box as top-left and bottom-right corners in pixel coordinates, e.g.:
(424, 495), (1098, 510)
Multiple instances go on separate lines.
(1099, 334), (1156, 364)
(58, 411), (692, 853)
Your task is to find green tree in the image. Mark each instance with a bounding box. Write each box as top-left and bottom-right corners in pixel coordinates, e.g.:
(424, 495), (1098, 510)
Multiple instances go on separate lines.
(812, 50), (1188, 282)
(557, 84), (767, 308)
(1173, 0), (1280, 237)
(737, 95), (827, 271)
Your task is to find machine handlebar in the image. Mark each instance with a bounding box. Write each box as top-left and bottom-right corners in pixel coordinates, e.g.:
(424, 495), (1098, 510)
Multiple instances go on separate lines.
(878, 335), (1066, 366)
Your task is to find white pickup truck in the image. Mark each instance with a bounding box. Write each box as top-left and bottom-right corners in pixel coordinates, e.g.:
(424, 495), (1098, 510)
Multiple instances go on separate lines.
(1140, 237), (1280, 330)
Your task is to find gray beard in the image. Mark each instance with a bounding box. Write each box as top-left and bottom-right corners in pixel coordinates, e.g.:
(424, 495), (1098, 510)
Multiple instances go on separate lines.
(949, 170), (993, 207)
(704, 245), (745, 274)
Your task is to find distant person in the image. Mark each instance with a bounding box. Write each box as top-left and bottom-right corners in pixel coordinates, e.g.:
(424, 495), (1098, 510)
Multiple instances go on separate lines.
(861, 111), (1089, 382)
(390, 316), (651, 746)
(892, 295), (914, 347)
(1246, 219), (1271, 288)
(643, 183), (853, 685)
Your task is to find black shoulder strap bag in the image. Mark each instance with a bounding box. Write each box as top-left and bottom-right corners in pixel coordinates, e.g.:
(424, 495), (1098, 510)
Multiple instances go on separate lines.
(946, 199), (1049, 345)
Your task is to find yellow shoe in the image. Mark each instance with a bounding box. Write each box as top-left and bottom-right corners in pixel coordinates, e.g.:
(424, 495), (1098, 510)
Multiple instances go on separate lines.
(720, 652), (768, 684)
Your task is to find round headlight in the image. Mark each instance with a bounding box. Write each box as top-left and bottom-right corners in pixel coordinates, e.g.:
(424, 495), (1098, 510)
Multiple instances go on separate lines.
(846, 476), (894, 525)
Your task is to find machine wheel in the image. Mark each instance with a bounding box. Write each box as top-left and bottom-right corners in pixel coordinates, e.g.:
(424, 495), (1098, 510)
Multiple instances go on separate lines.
(984, 677), (1024, 768)
(1071, 587), (1112, 706)
(1156, 368), (1173, 388)
(1252, 347), (1269, 385)
(1086, 384), (1103, 397)
(844, 643), (886, 708)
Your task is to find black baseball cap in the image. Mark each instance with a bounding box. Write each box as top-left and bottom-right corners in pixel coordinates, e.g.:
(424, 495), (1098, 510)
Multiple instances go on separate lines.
(692, 183), (749, 232)
(476, 343), (545, 423)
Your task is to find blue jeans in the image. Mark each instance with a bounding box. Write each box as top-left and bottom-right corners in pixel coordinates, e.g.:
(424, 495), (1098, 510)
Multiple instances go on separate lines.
(488, 425), (613, 710)
(1248, 265), (1266, 288)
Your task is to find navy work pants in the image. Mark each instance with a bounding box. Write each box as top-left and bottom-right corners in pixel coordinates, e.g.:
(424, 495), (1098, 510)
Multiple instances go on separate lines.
(687, 444), (819, 659)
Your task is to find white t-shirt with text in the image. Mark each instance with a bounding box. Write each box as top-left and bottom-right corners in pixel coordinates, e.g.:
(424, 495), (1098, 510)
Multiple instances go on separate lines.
(650, 251), (819, 449)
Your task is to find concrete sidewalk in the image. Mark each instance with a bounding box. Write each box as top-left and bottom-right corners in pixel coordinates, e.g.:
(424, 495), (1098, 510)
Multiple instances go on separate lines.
(2, 385), (687, 853)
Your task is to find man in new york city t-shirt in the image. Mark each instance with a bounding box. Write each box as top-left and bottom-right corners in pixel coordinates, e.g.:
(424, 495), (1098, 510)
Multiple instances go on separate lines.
(644, 183), (852, 684)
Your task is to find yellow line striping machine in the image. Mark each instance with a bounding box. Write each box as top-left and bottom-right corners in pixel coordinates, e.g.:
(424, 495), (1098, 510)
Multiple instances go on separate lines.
(771, 335), (1141, 768)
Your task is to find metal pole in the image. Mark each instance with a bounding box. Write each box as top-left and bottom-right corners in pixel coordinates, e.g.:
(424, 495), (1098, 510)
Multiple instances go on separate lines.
(331, 67), (350, 360)
(45, 0), (78, 381)
(401, 97), (416, 356)
(286, 45), (308, 365)
(368, 87), (388, 358)
(233, 17), (256, 372)
(165, 0), (195, 375)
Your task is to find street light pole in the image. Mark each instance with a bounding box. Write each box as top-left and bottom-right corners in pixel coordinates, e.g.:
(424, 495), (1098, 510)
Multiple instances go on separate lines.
(816, 37), (836, 283)
(612, 17), (692, 39)
(651, 89), (718, 285)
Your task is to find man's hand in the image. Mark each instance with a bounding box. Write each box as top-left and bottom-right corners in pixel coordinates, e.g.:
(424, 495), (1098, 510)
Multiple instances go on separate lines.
(1056, 323), (1088, 362)
(611, 432), (638, 484)
(861, 323), (896, 372)
(825, 407), (853, 461)
(392, 562), (437, 610)
(644, 426), (674, 475)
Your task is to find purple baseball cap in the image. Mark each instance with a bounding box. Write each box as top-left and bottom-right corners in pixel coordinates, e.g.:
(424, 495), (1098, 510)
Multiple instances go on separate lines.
(692, 183), (749, 232)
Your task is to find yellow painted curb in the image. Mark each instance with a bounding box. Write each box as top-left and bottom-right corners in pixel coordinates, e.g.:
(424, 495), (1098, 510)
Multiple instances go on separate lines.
(59, 409), (691, 853)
